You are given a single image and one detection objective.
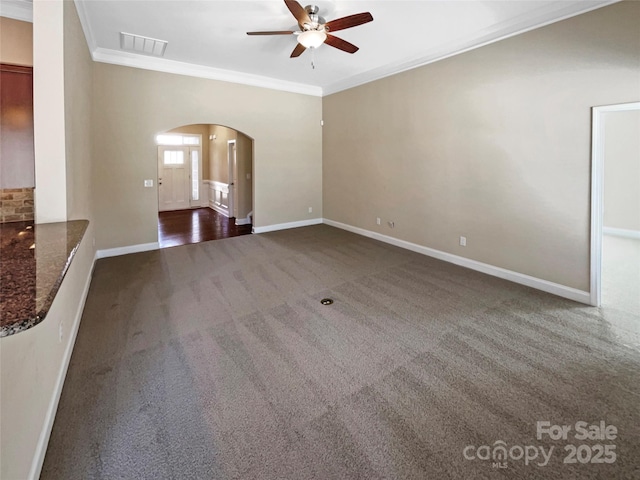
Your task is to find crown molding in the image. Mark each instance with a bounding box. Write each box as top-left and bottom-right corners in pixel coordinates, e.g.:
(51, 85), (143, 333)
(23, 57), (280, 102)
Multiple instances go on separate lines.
(74, 0), (319, 97)
(73, 0), (97, 52)
(91, 47), (323, 97)
(322, 0), (619, 96)
(73, 0), (617, 98)
(0, 0), (33, 22)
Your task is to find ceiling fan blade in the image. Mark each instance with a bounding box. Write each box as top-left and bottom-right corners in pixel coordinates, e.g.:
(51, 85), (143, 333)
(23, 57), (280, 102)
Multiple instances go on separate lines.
(325, 12), (373, 32)
(290, 43), (307, 58)
(324, 34), (359, 54)
(284, 0), (311, 27)
(246, 31), (295, 35)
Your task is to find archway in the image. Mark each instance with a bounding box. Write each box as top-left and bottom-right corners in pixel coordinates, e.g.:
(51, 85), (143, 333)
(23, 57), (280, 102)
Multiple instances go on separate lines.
(155, 123), (254, 248)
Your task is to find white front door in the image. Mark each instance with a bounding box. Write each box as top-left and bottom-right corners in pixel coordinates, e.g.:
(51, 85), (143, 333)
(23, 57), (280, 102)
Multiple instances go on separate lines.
(158, 146), (190, 211)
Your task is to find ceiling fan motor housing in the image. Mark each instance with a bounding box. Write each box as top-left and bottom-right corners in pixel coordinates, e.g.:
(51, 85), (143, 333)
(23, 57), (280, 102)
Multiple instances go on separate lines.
(304, 5), (326, 29)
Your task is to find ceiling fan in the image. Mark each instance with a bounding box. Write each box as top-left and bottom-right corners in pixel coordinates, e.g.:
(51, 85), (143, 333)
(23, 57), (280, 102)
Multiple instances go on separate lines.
(247, 0), (373, 58)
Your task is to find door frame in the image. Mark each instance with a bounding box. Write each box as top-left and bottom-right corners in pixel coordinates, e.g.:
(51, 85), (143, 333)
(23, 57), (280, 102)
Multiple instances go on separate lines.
(590, 101), (640, 306)
(227, 139), (236, 218)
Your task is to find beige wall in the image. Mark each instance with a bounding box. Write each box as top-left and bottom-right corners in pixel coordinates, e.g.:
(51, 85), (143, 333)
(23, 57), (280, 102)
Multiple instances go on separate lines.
(0, 2), (96, 478)
(91, 65), (322, 249)
(209, 124), (236, 183)
(166, 124), (211, 180)
(0, 16), (32, 66)
(603, 109), (640, 232)
(64, 0), (94, 220)
(323, 1), (640, 292)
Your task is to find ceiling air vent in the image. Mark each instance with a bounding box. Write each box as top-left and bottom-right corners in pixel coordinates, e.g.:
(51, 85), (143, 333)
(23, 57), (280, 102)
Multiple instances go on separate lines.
(120, 32), (168, 57)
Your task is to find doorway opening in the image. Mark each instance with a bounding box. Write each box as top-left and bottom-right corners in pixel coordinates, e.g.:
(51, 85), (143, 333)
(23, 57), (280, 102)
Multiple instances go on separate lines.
(156, 124), (254, 249)
(590, 102), (640, 318)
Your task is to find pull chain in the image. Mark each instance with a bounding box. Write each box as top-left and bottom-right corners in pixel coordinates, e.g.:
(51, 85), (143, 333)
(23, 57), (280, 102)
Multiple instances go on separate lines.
(311, 47), (316, 69)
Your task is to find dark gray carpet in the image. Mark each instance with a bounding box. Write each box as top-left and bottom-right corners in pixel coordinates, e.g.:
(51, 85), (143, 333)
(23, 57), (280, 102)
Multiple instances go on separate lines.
(41, 225), (640, 479)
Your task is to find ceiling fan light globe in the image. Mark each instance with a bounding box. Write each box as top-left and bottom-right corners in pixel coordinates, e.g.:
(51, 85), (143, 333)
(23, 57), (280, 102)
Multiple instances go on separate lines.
(297, 30), (326, 48)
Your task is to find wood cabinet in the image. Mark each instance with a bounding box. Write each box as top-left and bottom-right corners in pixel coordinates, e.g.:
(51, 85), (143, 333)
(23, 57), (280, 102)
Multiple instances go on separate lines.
(0, 63), (34, 189)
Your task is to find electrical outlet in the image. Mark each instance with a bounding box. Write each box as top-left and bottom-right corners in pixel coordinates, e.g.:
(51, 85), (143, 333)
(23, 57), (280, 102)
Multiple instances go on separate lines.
(460, 236), (467, 247)
(376, 217), (381, 225)
(308, 207), (313, 213)
(58, 321), (64, 343)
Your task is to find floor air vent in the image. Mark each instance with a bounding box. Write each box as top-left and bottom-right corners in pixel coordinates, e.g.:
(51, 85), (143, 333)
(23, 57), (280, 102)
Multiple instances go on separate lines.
(120, 32), (168, 57)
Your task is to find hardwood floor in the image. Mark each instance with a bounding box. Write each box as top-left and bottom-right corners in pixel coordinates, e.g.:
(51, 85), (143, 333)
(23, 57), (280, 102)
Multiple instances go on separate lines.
(158, 208), (252, 248)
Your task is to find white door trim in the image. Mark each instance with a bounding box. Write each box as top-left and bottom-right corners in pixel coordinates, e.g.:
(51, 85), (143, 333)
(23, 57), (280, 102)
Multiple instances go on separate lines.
(228, 139), (236, 218)
(590, 101), (640, 307)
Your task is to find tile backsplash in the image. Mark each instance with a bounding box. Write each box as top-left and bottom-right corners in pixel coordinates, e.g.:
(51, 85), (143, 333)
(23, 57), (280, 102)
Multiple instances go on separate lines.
(1, 188), (34, 223)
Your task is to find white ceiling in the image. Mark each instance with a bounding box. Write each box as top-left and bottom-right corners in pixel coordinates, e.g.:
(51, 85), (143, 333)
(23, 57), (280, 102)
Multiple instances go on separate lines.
(2, 0), (618, 96)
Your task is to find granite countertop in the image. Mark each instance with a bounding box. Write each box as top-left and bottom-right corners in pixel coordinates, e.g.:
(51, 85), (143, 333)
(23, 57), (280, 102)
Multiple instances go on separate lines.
(1, 219), (89, 337)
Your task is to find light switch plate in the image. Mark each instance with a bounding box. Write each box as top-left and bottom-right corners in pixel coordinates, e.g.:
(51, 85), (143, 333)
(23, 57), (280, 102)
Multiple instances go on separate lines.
(144, 179), (153, 187)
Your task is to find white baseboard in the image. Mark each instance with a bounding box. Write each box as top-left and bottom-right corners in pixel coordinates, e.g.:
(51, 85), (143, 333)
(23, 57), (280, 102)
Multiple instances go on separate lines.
(96, 242), (159, 259)
(29, 247), (96, 480)
(323, 219), (591, 305)
(253, 218), (323, 234)
(603, 226), (640, 240)
(238, 211), (253, 226)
